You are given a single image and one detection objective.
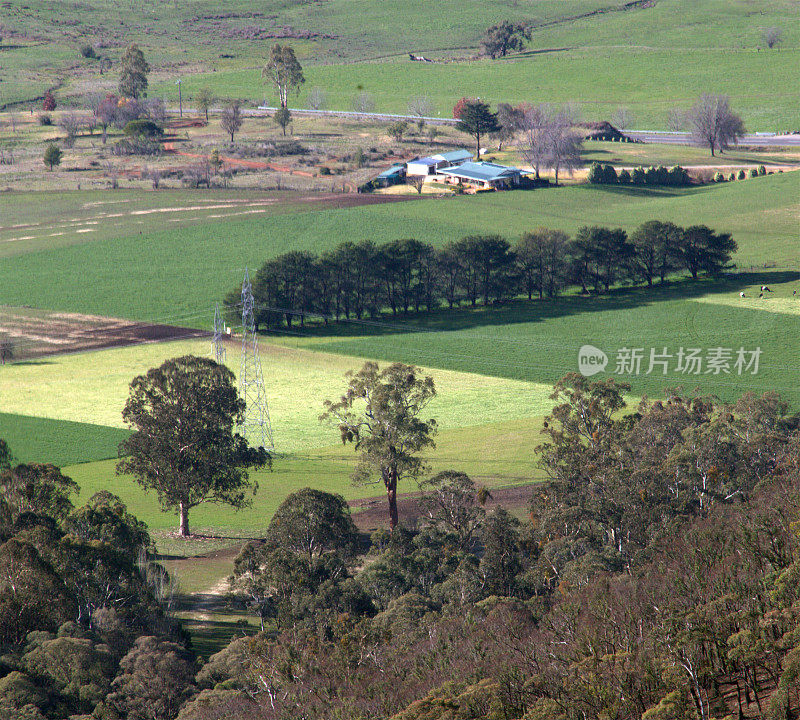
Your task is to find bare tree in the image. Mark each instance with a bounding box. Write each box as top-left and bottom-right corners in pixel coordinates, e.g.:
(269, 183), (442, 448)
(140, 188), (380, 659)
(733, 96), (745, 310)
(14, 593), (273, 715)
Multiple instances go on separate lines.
(307, 87), (327, 111)
(407, 175), (425, 194)
(517, 103), (550, 179)
(59, 113), (82, 148)
(351, 91), (375, 114)
(220, 101), (243, 142)
(8, 111), (18, 134)
(611, 107), (633, 132)
(762, 27), (782, 49)
(667, 107), (686, 132)
(546, 108), (584, 185)
(686, 94), (745, 156)
(407, 95), (434, 119)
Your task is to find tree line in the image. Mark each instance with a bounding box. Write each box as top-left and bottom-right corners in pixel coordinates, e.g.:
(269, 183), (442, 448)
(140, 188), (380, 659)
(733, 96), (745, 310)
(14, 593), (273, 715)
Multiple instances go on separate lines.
(109, 374), (799, 720)
(228, 222), (737, 330)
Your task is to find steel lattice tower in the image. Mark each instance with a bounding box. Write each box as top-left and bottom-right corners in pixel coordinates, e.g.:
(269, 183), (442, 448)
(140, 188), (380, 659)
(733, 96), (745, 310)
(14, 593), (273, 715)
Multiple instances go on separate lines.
(212, 302), (226, 365)
(238, 268), (274, 451)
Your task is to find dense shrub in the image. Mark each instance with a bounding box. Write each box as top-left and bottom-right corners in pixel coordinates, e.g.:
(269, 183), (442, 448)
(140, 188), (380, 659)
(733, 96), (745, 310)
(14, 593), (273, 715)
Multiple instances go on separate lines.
(631, 167), (646, 185)
(38, 114), (52, 126)
(601, 163), (618, 183)
(737, 169), (746, 180)
(123, 119), (162, 138)
(617, 168), (631, 184)
(79, 44), (96, 59)
(587, 161), (604, 183)
(729, 171), (736, 181)
(42, 91), (56, 112)
(748, 168), (758, 178)
(713, 171), (725, 182)
(110, 138), (162, 156)
(758, 164), (766, 175)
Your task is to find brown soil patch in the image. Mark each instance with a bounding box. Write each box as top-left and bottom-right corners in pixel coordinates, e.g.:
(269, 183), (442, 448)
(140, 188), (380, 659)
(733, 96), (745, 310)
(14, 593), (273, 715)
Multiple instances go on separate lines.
(350, 483), (535, 532)
(0, 306), (208, 360)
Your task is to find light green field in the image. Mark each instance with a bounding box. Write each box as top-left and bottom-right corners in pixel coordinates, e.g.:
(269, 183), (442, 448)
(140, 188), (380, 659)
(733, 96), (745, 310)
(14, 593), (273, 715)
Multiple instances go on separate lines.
(0, 174), (796, 325)
(0, 338), (551, 448)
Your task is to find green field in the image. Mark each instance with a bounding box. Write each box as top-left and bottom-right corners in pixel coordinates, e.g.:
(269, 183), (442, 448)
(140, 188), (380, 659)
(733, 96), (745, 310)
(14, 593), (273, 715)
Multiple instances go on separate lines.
(3, 0), (798, 130)
(154, 47), (800, 131)
(0, 174), (797, 325)
(0, 412), (129, 466)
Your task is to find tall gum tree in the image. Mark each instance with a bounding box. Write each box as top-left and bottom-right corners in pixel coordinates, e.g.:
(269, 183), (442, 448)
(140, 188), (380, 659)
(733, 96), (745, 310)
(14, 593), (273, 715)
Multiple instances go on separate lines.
(321, 362), (437, 530)
(117, 355), (270, 537)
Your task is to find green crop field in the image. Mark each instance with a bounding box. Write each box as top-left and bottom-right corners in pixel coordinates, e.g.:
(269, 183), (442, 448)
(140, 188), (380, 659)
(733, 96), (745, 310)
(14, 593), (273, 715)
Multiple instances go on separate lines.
(0, 173), (796, 325)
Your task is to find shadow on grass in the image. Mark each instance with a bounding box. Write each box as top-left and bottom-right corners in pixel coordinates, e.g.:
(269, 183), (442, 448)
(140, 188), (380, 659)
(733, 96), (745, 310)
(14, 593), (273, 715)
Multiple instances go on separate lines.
(265, 270), (800, 341)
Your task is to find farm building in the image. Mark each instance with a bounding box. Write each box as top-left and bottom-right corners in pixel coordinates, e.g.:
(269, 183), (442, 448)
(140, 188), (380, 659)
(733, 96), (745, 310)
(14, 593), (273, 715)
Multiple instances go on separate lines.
(430, 149), (473, 167)
(406, 157), (440, 176)
(405, 149), (474, 176)
(438, 161), (525, 189)
(375, 163), (407, 187)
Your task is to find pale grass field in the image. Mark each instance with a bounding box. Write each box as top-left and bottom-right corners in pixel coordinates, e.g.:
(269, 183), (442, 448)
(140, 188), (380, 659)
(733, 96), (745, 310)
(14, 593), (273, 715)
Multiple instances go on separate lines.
(0, 337), (552, 452)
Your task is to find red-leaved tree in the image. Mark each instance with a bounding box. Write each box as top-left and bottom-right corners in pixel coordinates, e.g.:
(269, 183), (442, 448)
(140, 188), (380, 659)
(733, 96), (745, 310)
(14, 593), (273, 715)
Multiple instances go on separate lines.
(42, 91), (56, 112)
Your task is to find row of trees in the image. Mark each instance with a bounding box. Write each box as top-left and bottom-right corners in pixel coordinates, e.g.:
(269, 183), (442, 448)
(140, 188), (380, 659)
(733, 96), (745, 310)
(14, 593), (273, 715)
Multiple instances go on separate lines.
(588, 162), (692, 186)
(232, 222), (736, 330)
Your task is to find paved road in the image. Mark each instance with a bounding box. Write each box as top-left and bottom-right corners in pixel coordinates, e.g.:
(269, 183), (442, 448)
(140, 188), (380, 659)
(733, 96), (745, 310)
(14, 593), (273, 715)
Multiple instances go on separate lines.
(180, 105), (800, 146)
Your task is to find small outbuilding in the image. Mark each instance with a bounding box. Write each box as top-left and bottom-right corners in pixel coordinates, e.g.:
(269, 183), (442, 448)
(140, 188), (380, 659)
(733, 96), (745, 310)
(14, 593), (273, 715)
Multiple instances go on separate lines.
(405, 157), (440, 176)
(438, 161), (524, 189)
(375, 162), (407, 187)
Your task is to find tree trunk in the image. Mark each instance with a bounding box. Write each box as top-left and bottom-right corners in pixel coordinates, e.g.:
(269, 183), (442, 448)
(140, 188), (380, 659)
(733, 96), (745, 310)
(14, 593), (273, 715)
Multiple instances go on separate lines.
(179, 502), (190, 537)
(386, 468), (399, 531)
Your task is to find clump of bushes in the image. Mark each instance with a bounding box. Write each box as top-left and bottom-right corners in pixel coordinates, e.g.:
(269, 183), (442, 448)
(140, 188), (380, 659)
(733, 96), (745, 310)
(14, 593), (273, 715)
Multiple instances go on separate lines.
(110, 137), (162, 156)
(123, 119), (162, 138)
(713, 171), (725, 182)
(589, 162), (691, 187)
(728, 172), (736, 181)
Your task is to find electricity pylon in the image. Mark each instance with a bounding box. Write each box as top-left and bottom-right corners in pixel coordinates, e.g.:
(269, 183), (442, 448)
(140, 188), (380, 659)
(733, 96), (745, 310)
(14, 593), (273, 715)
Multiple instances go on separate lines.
(212, 302), (226, 365)
(238, 268), (274, 451)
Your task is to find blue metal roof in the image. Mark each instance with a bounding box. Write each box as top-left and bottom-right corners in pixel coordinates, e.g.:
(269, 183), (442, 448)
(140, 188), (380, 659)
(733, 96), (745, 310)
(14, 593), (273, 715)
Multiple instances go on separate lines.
(407, 157), (439, 166)
(377, 163), (406, 178)
(433, 149), (473, 163)
(439, 161), (522, 182)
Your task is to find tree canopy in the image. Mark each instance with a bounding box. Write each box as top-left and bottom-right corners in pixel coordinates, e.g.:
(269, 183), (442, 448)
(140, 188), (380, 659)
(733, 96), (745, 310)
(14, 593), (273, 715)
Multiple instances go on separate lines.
(262, 44), (305, 108)
(321, 362), (437, 530)
(480, 21), (531, 59)
(117, 355), (269, 536)
(119, 44), (149, 99)
(454, 99), (500, 159)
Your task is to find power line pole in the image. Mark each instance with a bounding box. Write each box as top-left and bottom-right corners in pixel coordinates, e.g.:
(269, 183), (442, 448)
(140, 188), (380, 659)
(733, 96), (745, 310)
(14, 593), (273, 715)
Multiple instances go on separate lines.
(238, 268), (274, 452)
(212, 302), (226, 365)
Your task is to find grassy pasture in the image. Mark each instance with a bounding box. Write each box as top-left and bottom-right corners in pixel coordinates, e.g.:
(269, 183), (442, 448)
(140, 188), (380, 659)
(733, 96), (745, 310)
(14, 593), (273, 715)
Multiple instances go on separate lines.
(3, 0), (798, 129)
(63, 415), (546, 539)
(0, 338), (551, 446)
(0, 173), (796, 325)
(157, 46), (800, 131)
(0, 412), (129, 466)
